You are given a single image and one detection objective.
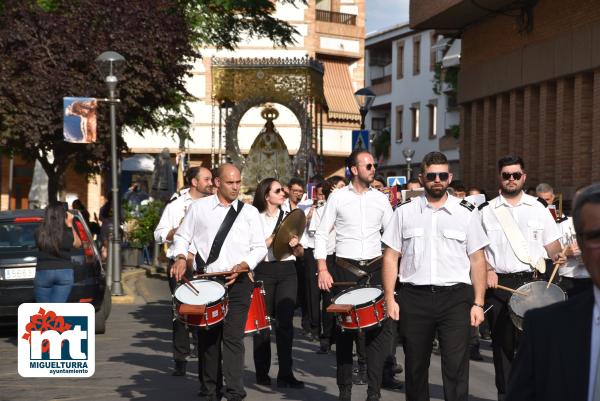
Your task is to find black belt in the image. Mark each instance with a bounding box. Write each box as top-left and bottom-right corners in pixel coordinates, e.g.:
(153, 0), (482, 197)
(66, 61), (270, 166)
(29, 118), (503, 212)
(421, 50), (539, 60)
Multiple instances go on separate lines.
(403, 283), (468, 293)
(497, 271), (534, 278)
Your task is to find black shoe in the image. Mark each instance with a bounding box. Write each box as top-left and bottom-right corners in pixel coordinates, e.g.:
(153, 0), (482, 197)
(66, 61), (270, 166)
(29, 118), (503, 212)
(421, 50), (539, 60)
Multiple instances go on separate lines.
(470, 346), (484, 361)
(277, 376), (305, 389)
(190, 346), (199, 359)
(432, 339), (441, 355)
(256, 374), (271, 385)
(172, 360), (187, 376)
(316, 343), (330, 354)
(366, 395), (380, 401)
(382, 377), (404, 390)
(393, 364), (404, 374)
(339, 386), (351, 401)
(353, 369), (367, 385)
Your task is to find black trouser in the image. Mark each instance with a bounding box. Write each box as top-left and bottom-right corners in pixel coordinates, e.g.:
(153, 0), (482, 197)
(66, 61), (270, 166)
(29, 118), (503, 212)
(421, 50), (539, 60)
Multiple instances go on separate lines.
(333, 260), (392, 398)
(253, 260), (298, 379)
(320, 254), (337, 345)
(304, 248), (321, 337)
(167, 261), (196, 362)
(198, 274), (252, 401)
(558, 276), (593, 298)
(296, 256), (309, 330)
(485, 272), (533, 399)
(400, 283), (473, 401)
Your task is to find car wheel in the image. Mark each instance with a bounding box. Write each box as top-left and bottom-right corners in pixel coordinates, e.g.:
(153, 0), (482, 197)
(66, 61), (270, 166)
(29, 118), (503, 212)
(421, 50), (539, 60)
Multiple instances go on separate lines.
(95, 287), (111, 334)
(103, 286), (112, 319)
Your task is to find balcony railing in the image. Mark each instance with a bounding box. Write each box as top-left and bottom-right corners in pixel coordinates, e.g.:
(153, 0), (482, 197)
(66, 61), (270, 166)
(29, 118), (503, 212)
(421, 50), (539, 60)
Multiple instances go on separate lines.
(316, 10), (357, 26)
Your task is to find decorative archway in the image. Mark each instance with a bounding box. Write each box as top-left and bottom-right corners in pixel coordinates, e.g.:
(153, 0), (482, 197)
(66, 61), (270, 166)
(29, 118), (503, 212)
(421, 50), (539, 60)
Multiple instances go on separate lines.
(211, 57), (326, 182)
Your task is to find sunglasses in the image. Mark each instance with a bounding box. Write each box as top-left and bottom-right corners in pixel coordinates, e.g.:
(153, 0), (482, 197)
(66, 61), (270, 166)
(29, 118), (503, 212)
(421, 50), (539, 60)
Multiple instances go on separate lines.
(272, 188), (283, 194)
(358, 163), (378, 171)
(501, 172), (523, 180)
(424, 172), (450, 181)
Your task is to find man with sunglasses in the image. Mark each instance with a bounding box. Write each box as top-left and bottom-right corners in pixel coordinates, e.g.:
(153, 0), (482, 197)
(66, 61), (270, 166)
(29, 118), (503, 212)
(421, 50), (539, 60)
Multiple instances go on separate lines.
(478, 155), (564, 401)
(381, 151), (488, 401)
(315, 149), (394, 401)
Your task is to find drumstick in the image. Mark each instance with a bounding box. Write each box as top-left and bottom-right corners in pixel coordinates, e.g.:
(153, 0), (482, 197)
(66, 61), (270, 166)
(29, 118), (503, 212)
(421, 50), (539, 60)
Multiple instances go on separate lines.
(496, 284), (528, 297)
(546, 263), (561, 289)
(196, 267), (250, 279)
(182, 276), (199, 295)
(332, 281), (358, 286)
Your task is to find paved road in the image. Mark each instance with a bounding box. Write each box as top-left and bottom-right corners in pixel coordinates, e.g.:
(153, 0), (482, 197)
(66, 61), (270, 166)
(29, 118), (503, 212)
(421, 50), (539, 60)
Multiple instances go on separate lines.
(0, 270), (497, 401)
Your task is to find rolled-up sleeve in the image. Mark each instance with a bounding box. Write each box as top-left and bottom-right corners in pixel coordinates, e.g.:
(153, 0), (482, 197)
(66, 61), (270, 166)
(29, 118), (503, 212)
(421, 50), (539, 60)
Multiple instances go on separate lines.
(154, 203), (174, 244)
(314, 194), (338, 260)
(381, 208), (403, 253)
(172, 204), (196, 258)
(466, 210), (490, 255)
(242, 207), (268, 270)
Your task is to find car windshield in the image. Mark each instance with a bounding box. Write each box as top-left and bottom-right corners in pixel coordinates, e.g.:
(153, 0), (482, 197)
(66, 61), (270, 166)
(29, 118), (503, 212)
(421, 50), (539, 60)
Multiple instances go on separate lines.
(0, 221), (39, 250)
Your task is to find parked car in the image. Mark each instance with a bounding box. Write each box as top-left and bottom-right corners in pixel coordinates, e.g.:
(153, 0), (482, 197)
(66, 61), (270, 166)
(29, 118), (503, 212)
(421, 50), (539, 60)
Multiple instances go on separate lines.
(0, 209), (111, 333)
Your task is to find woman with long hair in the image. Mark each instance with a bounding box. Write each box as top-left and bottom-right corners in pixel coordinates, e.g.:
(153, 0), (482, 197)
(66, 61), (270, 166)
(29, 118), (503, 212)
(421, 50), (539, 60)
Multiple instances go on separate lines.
(252, 178), (304, 389)
(34, 202), (82, 302)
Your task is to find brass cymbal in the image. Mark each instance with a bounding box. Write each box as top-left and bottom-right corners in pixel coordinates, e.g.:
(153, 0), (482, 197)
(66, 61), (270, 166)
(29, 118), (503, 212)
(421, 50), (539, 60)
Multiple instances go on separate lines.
(272, 209), (306, 260)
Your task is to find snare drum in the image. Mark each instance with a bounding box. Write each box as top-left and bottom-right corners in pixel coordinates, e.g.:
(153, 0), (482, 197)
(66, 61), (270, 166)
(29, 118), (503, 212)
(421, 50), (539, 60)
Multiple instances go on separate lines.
(173, 279), (228, 328)
(328, 286), (387, 331)
(508, 281), (566, 331)
(244, 281), (271, 335)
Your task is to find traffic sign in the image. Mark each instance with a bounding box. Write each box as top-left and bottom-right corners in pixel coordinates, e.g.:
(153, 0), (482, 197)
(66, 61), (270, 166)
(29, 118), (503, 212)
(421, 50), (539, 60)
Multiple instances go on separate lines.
(351, 130), (369, 151)
(387, 176), (407, 187)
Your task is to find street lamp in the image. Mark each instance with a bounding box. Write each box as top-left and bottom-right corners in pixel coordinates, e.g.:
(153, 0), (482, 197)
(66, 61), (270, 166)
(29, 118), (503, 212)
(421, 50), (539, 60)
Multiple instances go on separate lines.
(96, 51), (125, 296)
(402, 148), (415, 180)
(354, 87), (376, 130)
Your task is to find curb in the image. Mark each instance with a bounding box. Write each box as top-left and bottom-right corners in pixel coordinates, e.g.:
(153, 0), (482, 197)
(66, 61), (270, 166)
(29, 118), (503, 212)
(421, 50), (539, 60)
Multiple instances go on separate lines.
(111, 268), (147, 304)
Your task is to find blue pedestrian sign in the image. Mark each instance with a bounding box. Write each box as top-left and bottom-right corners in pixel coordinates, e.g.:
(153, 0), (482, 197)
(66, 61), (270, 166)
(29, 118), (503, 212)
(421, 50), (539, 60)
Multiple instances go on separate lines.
(352, 130), (369, 152)
(387, 176), (407, 187)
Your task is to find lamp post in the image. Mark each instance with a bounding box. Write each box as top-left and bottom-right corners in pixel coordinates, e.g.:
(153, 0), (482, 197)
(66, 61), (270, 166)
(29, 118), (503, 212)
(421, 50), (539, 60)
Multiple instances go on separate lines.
(354, 87), (376, 131)
(402, 148), (415, 180)
(96, 51), (125, 296)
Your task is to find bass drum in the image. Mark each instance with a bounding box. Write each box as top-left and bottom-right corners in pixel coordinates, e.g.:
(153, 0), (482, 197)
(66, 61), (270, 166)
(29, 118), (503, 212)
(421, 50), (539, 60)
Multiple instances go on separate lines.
(508, 280), (566, 330)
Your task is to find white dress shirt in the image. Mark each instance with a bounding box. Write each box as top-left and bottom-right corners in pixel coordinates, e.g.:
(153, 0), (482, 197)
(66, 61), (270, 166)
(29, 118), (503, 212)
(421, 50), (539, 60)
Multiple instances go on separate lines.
(308, 203), (335, 255)
(557, 216), (590, 279)
(588, 285), (600, 401)
(153, 190), (195, 258)
(382, 194), (489, 286)
(314, 183), (393, 261)
(171, 195), (267, 272)
(260, 211), (295, 262)
(480, 193), (561, 274)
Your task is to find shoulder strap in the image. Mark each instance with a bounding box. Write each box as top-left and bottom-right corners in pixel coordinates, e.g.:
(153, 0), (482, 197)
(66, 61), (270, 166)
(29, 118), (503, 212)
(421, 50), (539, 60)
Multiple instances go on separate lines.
(271, 209), (285, 236)
(492, 205), (546, 273)
(195, 202), (245, 272)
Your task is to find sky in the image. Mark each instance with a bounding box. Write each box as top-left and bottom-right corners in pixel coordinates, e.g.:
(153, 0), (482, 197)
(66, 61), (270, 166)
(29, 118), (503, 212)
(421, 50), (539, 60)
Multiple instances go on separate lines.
(365, 0), (410, 35)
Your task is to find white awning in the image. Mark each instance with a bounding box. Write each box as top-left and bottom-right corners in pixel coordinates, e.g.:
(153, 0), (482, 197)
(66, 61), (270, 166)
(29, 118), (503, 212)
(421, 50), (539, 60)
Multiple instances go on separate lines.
(442, 39), (461, 68)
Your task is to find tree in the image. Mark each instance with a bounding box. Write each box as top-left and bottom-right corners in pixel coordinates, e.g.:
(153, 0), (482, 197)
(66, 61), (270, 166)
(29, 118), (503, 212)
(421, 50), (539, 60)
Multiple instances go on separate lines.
(0, 0), (301, 200)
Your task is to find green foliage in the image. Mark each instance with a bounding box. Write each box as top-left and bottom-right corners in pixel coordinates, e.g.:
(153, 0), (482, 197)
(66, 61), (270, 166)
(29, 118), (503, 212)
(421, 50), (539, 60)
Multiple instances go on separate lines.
(433, 62), (459, 95)
(372, 127), (391, 161)
(448, 124), (460, 139)
(123, 200), (164, 249)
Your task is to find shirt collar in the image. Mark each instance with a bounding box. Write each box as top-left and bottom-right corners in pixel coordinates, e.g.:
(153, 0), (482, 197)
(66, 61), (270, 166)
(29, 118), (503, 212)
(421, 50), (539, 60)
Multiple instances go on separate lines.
(348, 182), (374, 194)
(211, 194), (240, 211)
(419, 193), (455, 214)
(494, 191), (534, 208)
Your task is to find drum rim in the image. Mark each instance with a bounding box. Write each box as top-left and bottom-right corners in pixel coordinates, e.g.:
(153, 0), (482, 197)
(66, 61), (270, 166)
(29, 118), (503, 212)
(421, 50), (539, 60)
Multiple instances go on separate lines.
(174, 279), (227, 306)
(332, 285), (384, 309)
(507, 280), (567, 329)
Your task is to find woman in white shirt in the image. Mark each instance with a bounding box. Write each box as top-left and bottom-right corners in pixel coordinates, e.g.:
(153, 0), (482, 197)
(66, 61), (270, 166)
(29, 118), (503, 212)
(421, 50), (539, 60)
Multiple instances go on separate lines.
(252, 178), (305, 389)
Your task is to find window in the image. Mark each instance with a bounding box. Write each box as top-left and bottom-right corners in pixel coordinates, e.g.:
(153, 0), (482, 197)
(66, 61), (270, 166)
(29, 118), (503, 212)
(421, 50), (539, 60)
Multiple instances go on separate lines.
(410, 103), (420, 140)
(395, 106), (403, 142)
(430, 33), (439, 71)
(371, 117), (387, 131)
(427, 100), (437, 138)
(396, 41), (404, 79)
(413, 36), (421, 75)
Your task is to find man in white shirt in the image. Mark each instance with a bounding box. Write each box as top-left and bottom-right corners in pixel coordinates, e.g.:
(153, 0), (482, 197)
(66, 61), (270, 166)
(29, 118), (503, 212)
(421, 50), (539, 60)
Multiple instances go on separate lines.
(506, 183), (600, 401)
(479, 155), (564, 401)
(381, 151), (488, 401)
(315, 149), (394, 401)
(153, 166), (212, 376)
(170, 163), (267, 401)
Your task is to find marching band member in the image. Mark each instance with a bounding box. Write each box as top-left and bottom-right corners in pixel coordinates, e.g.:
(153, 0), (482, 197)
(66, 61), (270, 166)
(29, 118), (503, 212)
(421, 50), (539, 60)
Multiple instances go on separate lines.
(382, 151), (488, 401)
(153, 166), (213, 376)
(479, 156), (564, 401)
(171, 163), (267, 401)
(252, 178), (305, 389)
(315, 149), (394, 401)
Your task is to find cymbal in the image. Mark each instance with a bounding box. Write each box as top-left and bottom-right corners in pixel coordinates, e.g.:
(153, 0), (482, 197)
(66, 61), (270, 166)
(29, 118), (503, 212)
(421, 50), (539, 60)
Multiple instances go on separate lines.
(272, 209), (306, 260)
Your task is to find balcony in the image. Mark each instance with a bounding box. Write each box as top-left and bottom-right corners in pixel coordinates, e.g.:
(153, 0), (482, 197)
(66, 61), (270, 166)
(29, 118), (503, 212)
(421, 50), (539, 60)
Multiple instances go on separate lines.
(316, 10), (357, 26)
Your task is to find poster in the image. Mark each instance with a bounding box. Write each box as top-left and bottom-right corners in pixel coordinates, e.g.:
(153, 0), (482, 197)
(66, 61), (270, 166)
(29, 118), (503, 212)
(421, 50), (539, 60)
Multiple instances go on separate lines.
(63, 97), (98, 143)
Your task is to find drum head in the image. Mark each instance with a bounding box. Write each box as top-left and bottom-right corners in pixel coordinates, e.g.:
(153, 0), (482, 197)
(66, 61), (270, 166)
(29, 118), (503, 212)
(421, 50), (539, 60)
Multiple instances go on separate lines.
(174, 279), (226, 305)
(335, 287), (382, 306)
(509, 281), (566, 318)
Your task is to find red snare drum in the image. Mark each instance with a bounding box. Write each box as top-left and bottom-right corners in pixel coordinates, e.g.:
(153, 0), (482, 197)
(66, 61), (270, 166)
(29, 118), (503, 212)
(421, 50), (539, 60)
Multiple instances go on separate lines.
(329, 286), (387, 331)
(173, 279), (228, 328)
(245, 281), (271, 335)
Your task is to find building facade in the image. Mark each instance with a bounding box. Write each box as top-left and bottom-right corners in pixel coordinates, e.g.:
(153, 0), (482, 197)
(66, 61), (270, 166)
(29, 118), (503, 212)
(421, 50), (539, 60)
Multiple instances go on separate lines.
(365, 24), (460, 179)
(411, 0), (600, 198)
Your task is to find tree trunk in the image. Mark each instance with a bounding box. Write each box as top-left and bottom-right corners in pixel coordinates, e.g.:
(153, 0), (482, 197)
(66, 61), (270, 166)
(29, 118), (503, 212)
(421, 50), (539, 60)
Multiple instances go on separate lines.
(46, 170), (59, 203)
